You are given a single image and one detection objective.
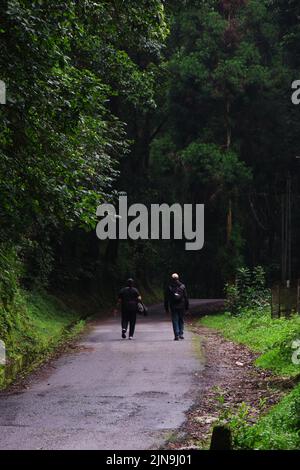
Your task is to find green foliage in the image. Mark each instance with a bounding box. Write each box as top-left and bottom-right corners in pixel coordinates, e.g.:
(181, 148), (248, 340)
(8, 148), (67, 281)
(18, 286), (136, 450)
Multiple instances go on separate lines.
(1, 2), (127, 235)
(0, 245), (23, 308)
(225, 266), (271, 314)
(201, 305), (300, 449)
(0, 286), (83, 389)
(213, 386), (300, 449)
(148, 0), (289, 291)
(0, 244), (84, 388)
(216, 401), (254, 448)
(0, 0), (169, 289)
(1, 0), (300, 323)
(180, 143), (251, 188)
(201, 309), (300, 376)
(236, 383), (300, 449)
(148, 0), (300, 295)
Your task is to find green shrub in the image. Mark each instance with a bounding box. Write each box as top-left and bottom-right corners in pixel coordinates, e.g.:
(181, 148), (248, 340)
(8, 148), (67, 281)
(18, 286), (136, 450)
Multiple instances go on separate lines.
(0, 245), (23, 308)
(201, 308), (300, 449)
(235, 384), (300, 450)
(201, 309), (300, 376)
(225, 266), (270, 315)
(0, 245), (83, 389)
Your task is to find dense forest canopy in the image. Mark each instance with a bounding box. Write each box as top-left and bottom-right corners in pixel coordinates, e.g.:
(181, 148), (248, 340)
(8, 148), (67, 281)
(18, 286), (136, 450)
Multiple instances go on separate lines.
(1, 0), (300, 301)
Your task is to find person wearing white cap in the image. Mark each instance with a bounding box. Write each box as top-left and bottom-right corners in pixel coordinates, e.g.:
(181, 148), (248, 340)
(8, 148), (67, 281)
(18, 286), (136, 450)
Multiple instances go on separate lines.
(164, 273), (189, 341)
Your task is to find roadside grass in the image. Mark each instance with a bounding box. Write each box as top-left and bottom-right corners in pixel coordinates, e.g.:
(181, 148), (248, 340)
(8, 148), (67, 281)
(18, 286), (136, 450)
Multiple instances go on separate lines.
(234, 383), (300, 450)
(201, 309), (300, 376)
(199, 309), (300, 450)
(25, 292), (83, 349)
(0, 290), (85, 389)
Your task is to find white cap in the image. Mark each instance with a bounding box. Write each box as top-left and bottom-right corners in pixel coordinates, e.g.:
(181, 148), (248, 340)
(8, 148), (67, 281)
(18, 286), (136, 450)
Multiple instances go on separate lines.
(172, 273), (179, 280)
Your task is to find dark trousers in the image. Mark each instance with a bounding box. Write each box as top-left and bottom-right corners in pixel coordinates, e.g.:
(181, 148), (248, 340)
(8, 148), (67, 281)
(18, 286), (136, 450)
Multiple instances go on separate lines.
(171, 308), (185, 337)
(122, 310), (137, 337)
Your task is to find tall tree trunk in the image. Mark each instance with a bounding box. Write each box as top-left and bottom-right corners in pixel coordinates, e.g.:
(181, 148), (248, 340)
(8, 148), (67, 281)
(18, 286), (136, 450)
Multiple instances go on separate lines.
(225, 97), (232, 243)
(227, 199), (233, 244)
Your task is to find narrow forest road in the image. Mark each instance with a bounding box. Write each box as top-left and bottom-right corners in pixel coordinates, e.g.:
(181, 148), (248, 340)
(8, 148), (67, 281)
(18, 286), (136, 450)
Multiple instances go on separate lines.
(0, 301), (221, 450)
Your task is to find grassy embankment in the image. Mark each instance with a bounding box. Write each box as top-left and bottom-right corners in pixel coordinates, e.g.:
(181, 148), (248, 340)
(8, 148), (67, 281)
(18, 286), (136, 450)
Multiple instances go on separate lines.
(0, 290), (85, 389)
(200, 310), (300, 449)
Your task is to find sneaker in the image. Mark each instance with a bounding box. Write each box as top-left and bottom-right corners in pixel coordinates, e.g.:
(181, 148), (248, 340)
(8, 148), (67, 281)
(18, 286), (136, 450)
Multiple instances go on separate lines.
(179, 335), (184, 340)
(174, 336), (179, 341)
(129, 336), (133, 340)
(122, 330), (127, 339)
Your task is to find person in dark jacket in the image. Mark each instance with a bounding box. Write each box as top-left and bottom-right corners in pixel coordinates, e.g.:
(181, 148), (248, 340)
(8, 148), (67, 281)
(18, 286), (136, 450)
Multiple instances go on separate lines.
(164, 273), (189, 341)
(118, 278), (141, 340)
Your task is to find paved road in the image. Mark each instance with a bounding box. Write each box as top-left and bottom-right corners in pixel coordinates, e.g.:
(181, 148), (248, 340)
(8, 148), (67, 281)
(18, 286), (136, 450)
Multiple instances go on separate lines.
(0, 301), (218, 450)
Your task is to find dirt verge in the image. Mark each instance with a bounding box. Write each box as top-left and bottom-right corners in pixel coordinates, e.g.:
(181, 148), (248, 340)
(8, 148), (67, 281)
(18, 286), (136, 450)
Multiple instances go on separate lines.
(166, 321), (287, 449)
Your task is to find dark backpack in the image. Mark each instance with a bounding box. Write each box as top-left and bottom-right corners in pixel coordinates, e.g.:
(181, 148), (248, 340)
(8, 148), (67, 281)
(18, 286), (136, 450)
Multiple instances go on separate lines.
(123, 287), (139, 312)
(169, 284), (184, 304)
